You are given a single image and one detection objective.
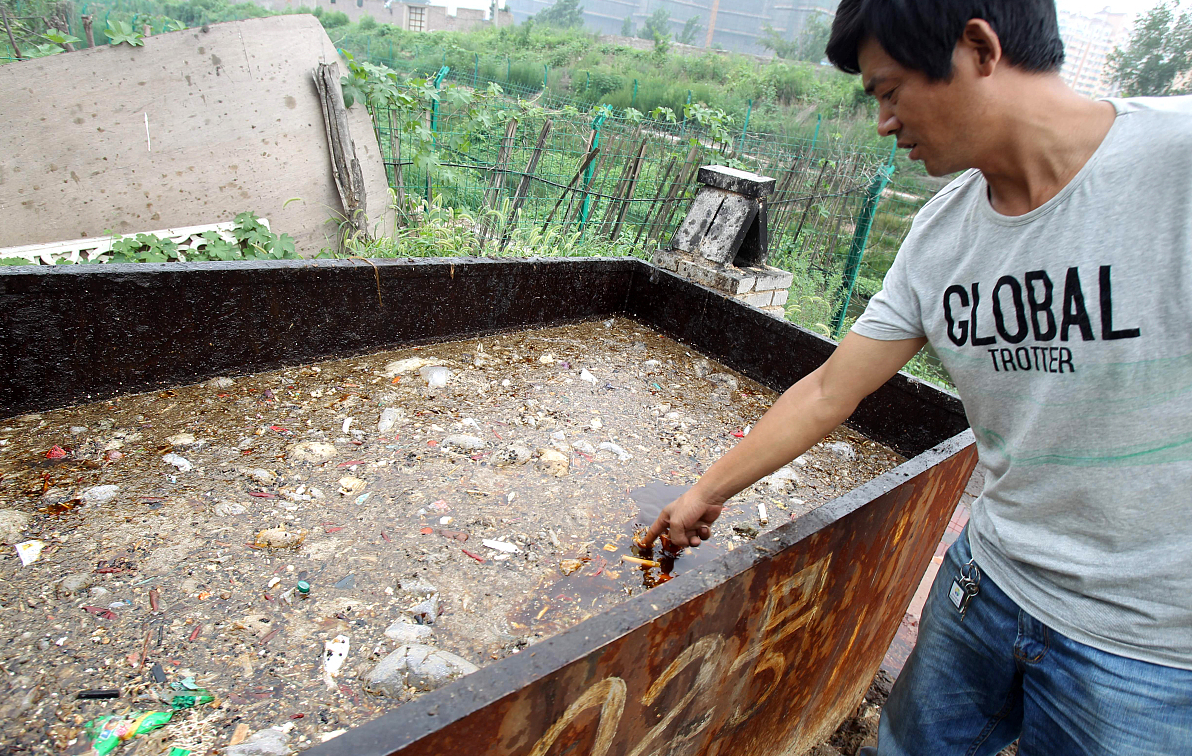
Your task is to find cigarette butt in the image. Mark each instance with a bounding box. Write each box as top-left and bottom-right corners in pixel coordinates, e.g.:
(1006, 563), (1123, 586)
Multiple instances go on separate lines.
(622, 555), (660, 568)
(758, 503), (768, 525)
(536, 604), (550, 620)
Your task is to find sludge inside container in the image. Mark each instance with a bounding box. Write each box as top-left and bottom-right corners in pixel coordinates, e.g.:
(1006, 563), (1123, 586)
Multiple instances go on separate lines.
(0, 317), (906, 753)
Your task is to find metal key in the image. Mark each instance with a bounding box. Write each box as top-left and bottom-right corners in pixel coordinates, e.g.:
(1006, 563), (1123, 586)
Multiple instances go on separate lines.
(950, 559), (981, 621)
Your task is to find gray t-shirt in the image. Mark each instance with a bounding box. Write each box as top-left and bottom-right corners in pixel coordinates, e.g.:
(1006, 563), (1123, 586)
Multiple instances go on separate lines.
(853, 96), (1192, 669)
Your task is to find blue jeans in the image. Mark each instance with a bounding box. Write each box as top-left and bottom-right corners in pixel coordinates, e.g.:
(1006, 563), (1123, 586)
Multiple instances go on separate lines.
(879, 527), (1192, 755)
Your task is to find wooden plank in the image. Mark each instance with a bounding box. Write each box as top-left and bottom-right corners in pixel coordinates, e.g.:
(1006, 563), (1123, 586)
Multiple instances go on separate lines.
(609, 137), (649, 242)
(314, 62), (370, 245)
(540, 148), (601, 230)
(632, 157), (676, 250)
(478, 117), (519, 252)
(789, 159), (831, 257)
(386, 108), (405, 214)
(650, 143), (701, 246)
(498, 119), (553, 252)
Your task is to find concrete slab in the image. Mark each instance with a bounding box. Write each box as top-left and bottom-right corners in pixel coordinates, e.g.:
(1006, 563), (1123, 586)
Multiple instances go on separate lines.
(0, 15), (394, 256)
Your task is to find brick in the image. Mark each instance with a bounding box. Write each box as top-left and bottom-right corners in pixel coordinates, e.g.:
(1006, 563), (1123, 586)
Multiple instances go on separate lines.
(676, 257), (757, 295)
(769, 289), (790, 307)
(738, 291), (772, 307)
(744, 265), (794, 291)
(652, 248), (682, 273)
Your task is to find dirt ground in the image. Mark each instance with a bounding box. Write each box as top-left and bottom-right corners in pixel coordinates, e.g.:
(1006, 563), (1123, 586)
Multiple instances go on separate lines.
(0, 318), (905, 755)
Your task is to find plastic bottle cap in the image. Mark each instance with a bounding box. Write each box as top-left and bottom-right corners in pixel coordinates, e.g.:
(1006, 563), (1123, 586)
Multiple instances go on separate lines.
(296, 581), (310, 595)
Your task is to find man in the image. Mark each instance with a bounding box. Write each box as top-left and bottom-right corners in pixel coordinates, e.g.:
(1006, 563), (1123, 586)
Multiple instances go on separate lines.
(644, 0), (1192, 753)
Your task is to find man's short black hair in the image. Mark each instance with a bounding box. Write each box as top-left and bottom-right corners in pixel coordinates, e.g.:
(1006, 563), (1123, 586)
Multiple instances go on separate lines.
(826, 0), (1065, 80)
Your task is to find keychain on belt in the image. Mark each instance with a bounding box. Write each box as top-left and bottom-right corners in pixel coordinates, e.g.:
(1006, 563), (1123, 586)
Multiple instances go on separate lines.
(948, 558), (981, 621)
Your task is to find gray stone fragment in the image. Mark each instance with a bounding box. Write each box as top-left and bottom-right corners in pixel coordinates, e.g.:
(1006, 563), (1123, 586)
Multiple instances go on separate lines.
(408, 594), (440, 625)
(241, 467), (276, 486)
(384, 621), (434, 643)
(823, 441), (857, 461)
(398, 577), (438, 596)
(441, 434), (484, 452)
(707, 372), (739, 391)
(224, 728), (291, 756)
(81, 485), (119, 505)
(57, 573), (92, 597)
(493, 444), (531, 467)
(286, 441), (337, 464)
(365, 644), (479, 695)
(214, 501), (248, 517)
(0, 510), (31, 545)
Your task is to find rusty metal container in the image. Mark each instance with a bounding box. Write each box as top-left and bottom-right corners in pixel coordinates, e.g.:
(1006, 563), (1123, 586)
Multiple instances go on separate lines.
(0, 258), (976, 756)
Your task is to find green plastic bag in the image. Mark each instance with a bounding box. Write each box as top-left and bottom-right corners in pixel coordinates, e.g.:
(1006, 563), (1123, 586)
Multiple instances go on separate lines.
(84, 710), (173, 756)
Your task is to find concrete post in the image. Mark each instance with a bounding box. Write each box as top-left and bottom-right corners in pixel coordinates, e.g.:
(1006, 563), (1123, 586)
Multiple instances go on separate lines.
(653, 165), (793, 317)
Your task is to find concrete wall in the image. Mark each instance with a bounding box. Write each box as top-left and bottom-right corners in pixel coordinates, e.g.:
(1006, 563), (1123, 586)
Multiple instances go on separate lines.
(0, 15), (394, 256)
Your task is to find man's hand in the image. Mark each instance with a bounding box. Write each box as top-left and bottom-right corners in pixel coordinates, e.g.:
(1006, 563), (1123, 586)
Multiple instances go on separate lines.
(640, 332), (925, 550)
(645, 489), (725, 548)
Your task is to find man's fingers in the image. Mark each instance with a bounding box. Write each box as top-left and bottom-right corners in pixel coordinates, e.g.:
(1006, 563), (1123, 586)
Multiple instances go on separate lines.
(696, 525), (711, 541)
(643, 511), (669, 546)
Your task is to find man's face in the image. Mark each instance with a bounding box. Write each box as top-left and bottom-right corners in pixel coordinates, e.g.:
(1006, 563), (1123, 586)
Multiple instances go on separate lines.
(858, 37), (984, 177)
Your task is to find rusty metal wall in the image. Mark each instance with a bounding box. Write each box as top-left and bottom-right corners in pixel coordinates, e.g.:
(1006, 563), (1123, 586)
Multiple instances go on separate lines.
(312, 433), (977, 756)
(1, 258), (976, 753)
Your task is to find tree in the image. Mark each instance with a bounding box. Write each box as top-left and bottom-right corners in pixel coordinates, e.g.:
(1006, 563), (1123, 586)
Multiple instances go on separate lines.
(639, 8), (669, 41)
(620, 16), (634, 36)
(534, 0), (584, 29)
(1108, 1), (1192, 96)
(760, 12), (832, 63)
(678, 14), (701, 46)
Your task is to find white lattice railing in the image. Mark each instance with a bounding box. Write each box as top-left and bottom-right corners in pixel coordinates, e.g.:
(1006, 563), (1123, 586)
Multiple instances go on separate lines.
(0, 219), (270, 265)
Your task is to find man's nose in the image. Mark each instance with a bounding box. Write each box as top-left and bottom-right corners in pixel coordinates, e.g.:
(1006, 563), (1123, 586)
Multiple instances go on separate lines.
(877, 109), (901, 138)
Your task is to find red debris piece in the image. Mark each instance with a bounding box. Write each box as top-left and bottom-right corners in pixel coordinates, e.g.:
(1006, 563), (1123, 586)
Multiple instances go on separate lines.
(380, 532), (391, 543)
(45, 445), (67, 459)
(351, 440), (363, 446)
(732, 430), (745, 438)
(419, 527), (434, 535)
(149, 589), (160, 612)
(427, 440), (439, 447)
(269, 425), (289, 433)
(461, 548), (485, 563)
(248, 492), (277, 499)
(430, 500), (449, 511)
(82, 606), (117, 620)
(290, 713), (305, 720)
(336, 461), (367, 468)
(492, 429), (503, 441)
(189, 625), (202, 641)
(439, 529), (468, 543)
(260, 627), (281, 645)
(323, 526), (344, 534)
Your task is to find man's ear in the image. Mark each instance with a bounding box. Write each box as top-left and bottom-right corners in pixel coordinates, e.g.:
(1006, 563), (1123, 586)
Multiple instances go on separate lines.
(957, 18), (1003, 77)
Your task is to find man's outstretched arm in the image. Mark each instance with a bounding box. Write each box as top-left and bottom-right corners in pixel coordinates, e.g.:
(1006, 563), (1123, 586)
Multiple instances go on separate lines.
(644, 332), (927, 548)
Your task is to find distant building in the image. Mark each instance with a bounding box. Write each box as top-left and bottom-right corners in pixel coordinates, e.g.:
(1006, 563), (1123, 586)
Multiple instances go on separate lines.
(255, 0), (513, 31)
(1058, 7), (1131, 99)
(507, 0), (838, 55)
